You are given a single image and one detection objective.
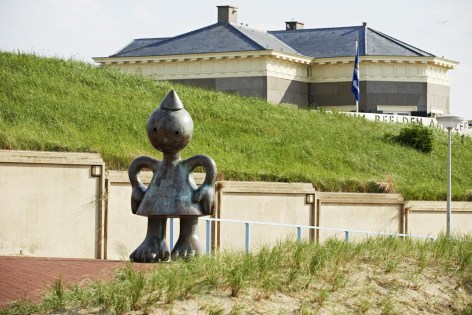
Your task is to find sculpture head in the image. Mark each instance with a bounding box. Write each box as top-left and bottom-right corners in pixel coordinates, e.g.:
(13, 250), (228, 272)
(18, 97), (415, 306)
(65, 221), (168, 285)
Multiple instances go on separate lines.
(146, 90), (194, 154)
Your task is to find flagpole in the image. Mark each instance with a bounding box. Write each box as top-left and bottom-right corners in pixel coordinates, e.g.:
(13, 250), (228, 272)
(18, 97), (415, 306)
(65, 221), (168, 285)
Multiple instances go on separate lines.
(356, 39), (358, 113)
(352, 39), (360, 113)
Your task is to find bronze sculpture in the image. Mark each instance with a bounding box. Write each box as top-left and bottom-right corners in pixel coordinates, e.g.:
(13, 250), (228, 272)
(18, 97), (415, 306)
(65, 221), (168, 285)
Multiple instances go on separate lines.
(128, 90), (216, 262)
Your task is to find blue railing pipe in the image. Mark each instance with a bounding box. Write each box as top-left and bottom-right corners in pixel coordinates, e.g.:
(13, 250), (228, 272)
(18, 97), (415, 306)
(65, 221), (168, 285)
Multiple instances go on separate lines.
(198, 217), (436, 255)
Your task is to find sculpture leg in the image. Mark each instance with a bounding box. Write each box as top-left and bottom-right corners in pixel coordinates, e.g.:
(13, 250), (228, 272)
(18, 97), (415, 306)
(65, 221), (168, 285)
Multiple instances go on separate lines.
(130, 217), (169, 263)
(171, 217), (203, 258)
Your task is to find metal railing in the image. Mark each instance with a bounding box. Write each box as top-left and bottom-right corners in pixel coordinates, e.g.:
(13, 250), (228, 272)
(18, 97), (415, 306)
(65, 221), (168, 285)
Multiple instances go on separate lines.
(168, 217), (436, 255)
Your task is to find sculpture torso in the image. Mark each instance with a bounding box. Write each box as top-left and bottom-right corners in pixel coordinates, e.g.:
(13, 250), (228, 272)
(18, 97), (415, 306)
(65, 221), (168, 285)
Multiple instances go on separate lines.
(136, 159), (202, 217)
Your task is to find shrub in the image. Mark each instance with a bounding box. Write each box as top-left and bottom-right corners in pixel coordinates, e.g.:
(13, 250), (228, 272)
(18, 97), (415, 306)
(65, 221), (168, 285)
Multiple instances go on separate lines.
(394, 124), (434, 153)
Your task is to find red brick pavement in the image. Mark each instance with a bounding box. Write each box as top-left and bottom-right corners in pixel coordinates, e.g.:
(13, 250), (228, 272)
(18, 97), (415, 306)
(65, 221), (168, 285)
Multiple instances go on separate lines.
(0, 256), (154, 309)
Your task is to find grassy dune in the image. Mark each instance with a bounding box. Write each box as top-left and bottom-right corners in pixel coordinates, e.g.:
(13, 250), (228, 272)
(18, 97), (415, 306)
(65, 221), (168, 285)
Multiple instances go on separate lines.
(2, 236), (471, 314)
(1, 51), (472, 200)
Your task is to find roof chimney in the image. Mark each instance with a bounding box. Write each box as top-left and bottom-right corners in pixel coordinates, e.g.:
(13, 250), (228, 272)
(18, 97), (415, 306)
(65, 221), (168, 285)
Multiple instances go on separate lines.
(217, 5), (238, 23)
(285, 21), (304, 30)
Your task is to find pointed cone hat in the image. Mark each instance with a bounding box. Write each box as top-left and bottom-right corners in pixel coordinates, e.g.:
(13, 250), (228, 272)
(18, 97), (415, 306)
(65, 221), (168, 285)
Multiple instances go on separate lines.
(159, 90), (184, 110)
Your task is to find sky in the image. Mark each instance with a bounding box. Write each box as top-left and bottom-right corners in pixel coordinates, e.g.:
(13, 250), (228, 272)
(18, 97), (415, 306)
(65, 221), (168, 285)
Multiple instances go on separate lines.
(1, 0), (471, 119)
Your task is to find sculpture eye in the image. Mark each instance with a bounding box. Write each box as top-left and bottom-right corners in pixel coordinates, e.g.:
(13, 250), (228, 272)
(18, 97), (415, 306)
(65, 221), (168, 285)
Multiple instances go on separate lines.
(175, 131), (180, 135)
(153, 128), (157, 132)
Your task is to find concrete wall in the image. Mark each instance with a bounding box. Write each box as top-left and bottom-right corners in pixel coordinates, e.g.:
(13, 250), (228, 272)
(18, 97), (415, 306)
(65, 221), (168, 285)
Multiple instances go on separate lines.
(0, 150), (105, 258)
(267, 76), (308, 106)
(310, 81), (356, 108)
(310, 81), (432, 115)
(216, 181), (316, 251)
(215, 77), (267, 99)
(406, 201), (472, 236)
(365, 81), (427, 115)
(172, 76), (267, 100)
(315, 192), (405, 241)
(1, 151), (471, 260)
(427, 83), (450, 115)
(173, 78), (448, 115)
(105, 173), (316, 256)
(105, 171), (149, 260)
(174, 76), (309, 107)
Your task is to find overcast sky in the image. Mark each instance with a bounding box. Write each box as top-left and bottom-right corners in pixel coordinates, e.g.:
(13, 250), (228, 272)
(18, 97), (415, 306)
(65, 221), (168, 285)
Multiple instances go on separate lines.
(1, 0), (471, 118)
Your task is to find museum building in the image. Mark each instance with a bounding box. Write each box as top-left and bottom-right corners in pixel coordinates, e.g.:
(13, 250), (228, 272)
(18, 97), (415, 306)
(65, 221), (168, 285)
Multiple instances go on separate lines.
(93, 5), (458, 117)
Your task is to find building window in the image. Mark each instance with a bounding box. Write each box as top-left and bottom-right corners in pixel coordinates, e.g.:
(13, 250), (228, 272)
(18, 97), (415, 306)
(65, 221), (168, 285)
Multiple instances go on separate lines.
(377, 105), (417, 116)
(383, 112), (410, 116)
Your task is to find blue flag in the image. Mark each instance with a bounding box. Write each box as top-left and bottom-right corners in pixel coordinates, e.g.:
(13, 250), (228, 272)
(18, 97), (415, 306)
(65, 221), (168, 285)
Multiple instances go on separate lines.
(352, 40), (360, 102)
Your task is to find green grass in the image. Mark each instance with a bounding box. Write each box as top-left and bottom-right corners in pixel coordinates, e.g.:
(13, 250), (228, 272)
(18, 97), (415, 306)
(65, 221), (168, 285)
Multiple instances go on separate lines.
(1, 236), (471, 314)
(1, 51), (472, 200)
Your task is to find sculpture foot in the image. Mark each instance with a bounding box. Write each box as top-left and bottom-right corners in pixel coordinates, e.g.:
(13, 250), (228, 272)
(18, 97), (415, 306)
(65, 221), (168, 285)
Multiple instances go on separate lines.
(130, 236), (169, 263)
(171, 234), (203, 258)
(130, 217), (169, 263)
(171, 217), (203, 258)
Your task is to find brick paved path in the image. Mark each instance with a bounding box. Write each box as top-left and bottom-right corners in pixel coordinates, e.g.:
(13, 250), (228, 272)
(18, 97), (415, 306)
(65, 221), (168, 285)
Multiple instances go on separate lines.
(0, 256), (152, 308)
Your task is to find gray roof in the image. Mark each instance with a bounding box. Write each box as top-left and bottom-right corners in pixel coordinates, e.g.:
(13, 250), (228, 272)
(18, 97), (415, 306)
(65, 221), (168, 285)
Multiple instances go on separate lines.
(115, 38), (169, 55)
(270, 25), (435, 58)
(233, 24), (298, 54)
(112, 23), (297, 58)
(110, 23), (435, 59)
(365, 28), (434, 57)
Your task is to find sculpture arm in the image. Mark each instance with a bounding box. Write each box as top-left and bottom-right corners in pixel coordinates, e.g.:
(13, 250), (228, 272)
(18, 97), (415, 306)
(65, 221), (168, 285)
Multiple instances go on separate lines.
(185, 155), (217, 215)
(128, 156), (160, 214)
(185, 155), (217, 186)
